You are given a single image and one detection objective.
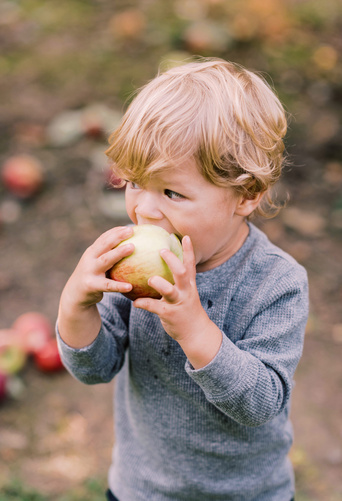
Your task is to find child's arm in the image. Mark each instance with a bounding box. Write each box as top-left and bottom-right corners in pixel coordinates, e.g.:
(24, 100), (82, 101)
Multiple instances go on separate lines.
(57, 226), (134, 349)
(133, 235), (308, 427)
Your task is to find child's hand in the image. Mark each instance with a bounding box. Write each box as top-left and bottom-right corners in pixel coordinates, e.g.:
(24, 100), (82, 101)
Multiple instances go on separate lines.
(58, 226), (134, 348)
(133, 236), (223, 368)
(62, 226), (135, 310)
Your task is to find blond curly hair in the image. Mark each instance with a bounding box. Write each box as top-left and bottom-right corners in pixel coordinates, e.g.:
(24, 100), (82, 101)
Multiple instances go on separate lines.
(106, 58), (288, 218)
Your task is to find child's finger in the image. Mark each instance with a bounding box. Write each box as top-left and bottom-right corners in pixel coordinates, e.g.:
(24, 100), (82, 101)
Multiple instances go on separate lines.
(95, 243), (134, 273)
(91, 226), (133, 257)
(148, 275), (177, 302)
(133, 296), (163, 315)
(159, 236), (196, 290)
(91, 276), (133, 295)
(181, 236), (196, 274)
(160, 248), (184, 275)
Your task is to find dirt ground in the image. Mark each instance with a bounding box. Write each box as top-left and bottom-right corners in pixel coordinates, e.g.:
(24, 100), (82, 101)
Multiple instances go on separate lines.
(0, 1), (342, 500)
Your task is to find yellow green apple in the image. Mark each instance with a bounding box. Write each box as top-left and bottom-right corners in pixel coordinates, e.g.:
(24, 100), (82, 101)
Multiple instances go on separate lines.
(0, 345), (27, 375)
(109, 224), (183, 300)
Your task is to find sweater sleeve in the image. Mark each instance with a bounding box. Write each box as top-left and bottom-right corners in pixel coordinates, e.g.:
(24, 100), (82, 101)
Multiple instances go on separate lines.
(57, 293), (131, 384)
(186, 266), (309, 427)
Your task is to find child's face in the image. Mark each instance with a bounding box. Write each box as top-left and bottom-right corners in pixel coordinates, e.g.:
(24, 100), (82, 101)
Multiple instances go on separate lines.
(125, 158), (249, 272)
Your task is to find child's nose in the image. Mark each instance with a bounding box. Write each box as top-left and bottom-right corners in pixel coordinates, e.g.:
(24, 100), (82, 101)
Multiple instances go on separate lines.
(135, 192), (163, 222)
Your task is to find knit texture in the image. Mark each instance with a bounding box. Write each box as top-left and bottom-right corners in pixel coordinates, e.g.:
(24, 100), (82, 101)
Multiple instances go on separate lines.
(58, 223), (309, 500)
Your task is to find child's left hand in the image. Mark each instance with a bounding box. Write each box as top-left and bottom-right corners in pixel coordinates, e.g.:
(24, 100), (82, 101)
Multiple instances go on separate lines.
(133, 236), (223, 368)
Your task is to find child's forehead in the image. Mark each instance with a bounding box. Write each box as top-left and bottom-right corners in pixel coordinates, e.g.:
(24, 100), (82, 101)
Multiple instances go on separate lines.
(132, 157), (202, 183)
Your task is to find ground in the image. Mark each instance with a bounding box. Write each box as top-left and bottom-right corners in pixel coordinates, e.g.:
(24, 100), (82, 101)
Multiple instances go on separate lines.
(0, 1), (342, 500)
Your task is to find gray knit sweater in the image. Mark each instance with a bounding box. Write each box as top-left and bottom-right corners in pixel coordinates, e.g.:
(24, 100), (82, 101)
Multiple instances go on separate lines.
(58, 223), (309, 501)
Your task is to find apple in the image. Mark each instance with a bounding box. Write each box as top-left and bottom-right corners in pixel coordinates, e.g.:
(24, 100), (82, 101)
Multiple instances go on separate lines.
(0, 328), (21, 350)
(109, 224), (183, 300)
(0, 344), (27, 375)
(1, 154), (44, 199)
(34, 339), (64, 372)
(0, 372), (7, 402)
(12, 312), (53, 355)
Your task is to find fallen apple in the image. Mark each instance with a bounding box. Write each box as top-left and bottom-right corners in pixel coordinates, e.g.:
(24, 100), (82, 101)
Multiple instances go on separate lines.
(0, 372), (7, 402)
(34, 339), (64, 372)
(109, 224), (183, 300)
(12, 312), (53, 355)
(0, 328), (21, 350)
(0, 344), (27, 375)
(1, 154), (44, 199)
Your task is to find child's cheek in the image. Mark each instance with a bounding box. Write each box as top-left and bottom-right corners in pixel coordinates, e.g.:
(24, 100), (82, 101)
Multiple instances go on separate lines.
(125, 196), (137, 224)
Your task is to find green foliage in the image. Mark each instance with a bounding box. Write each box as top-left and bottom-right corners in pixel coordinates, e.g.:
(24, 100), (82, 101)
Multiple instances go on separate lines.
(0, 479), (46, 501)
(57, 477), (106, 501)
(0, 478), (106, 501)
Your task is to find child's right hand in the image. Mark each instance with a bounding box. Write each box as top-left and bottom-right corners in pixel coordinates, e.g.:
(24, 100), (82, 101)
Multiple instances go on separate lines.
(57, 226), (134, 348)
(63, 225), (134, 309)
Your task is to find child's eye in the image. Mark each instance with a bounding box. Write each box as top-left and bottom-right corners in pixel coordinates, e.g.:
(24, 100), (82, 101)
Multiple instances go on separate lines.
(164, 189), (184, 200)
(129, 181), (141, 189)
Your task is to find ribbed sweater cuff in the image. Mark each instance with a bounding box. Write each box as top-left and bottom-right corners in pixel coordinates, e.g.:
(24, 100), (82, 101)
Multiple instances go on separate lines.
(185, 333), (259, 400)
(56, 323), (108, 371)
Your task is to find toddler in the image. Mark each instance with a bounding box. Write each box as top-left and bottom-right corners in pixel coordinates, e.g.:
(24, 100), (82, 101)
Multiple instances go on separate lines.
(57, 58), (308, 500)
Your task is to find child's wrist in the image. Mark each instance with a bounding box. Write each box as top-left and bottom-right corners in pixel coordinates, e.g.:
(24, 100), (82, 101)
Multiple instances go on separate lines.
(177, 317), (223, 370)
(57, 301), (101, 349)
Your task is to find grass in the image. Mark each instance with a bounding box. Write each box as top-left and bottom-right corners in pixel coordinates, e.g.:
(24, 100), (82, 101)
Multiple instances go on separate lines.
(0, 478), (107, 501)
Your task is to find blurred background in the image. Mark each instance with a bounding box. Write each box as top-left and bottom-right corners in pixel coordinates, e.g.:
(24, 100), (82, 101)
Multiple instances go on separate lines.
(0, 0), (341, 499)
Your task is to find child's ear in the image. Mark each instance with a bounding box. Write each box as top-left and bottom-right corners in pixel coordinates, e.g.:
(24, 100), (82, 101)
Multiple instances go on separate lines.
(235, 191), (265, 217)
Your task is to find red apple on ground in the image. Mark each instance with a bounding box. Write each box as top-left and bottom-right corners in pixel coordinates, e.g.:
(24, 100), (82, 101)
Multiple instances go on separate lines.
(1, 154), (44, 199)
(109, 224), (183, 300)
(0, 372), (7, 402)
(0, 344), (27, 375)
(12, 312), (53, 355)
(34, 339), (64, 372)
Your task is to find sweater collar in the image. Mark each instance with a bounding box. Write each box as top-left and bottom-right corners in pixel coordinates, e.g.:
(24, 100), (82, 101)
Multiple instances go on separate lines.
(195, 222), (260, 282)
